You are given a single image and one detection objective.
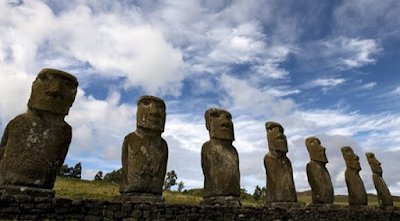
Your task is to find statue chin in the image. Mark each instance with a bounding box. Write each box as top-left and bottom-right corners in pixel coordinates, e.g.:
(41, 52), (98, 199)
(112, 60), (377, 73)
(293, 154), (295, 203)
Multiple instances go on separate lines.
(311, 155), (328, 163)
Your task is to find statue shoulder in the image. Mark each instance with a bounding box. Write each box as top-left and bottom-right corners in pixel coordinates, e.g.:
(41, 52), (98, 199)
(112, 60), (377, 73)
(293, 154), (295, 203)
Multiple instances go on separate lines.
(161, 137), (168, 149)
(124, 131), (139, 141)
(201, 141), (211, 151)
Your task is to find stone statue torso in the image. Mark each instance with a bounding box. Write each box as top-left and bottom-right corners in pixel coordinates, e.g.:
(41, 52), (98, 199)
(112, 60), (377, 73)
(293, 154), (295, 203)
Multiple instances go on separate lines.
(0, 113), (71, 189)
(345, 168), (367, 205)
(306, 161), (334, 204)
(120, 131), (168, 195)
(264, 153), (297, 203)
(201, 141), (240, 198)
(372, 174), (393, 206)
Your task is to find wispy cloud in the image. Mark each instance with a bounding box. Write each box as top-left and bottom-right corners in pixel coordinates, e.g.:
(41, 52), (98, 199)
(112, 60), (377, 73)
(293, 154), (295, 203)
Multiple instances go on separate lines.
(321, 37), (382, 70)
(363, 82), (377, 90)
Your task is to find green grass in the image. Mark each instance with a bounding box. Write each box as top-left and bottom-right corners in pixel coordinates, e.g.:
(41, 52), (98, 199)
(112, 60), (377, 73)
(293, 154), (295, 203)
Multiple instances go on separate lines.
(54, 177), (119, 201)
(54, 177), (400, 207)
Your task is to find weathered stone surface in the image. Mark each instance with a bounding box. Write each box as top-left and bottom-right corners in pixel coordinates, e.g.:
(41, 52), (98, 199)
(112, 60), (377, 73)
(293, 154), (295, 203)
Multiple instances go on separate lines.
(0, 195), (399, 221)
(365, 152), (393, 207)
(113, 195), (165, 204)
(305, 137), (334, 204)
(201, 108), (240, 206)
(200, 196), (241, 207)
(341, 146), (367, 205)
(0, 68), (78, 190)
(0, 185), (54, 198)
(120, 95), (168, 198)
(264, 122), (297, 203)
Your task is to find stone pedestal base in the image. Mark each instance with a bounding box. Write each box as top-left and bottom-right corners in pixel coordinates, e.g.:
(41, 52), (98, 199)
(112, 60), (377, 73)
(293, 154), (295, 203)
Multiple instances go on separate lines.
(264, 202), (300, 209)
(346, 205), (372, 210)
(380, 206), (396, 212)
(0, 185), (55, 198)
(307, 204), (340, 210)
(113, 194), (165, 204)
(201, 196), (241, 207)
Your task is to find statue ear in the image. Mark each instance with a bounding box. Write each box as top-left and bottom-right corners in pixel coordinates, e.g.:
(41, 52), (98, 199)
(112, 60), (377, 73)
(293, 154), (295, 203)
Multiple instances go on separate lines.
(204, 110), (210, 130)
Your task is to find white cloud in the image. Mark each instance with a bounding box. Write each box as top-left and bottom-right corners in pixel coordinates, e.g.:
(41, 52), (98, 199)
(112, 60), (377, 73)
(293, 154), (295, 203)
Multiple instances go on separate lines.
(333, 0), (400, 39)
(67, 89), (136, 161)
(310, 78), (346, 87)
(220, 74), (296, 118)
(321, 37), (382, 70)
(394, 87), (400, 94)
(363, 82), (377, 90)
(1, 1), (186, 96)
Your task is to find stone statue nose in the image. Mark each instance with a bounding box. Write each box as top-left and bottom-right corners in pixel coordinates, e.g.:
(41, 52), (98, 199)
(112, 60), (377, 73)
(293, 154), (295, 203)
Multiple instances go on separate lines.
(148, 103), (160, 116)
(45, 78), (63, 98)
(48, 78), (62, 92)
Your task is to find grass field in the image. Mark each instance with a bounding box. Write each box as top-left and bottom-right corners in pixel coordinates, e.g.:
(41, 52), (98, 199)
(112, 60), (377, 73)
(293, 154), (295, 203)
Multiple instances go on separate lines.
(54, 177), (400, 207)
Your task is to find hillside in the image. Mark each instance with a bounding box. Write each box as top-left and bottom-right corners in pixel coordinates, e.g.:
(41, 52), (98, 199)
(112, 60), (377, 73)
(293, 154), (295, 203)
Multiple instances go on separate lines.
(54, 177), (400, 207)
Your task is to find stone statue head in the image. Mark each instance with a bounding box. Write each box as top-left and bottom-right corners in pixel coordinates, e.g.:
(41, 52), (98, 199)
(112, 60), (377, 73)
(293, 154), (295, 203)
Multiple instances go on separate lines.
(136, 95), (166, 132)
(305, 136), (328, 163)
(341, 146), (361, 171)
(205, 108), (234, 141)
(265, 121), (288, 155)
(365, 152), (382, 176)
(28, 68), (78, 115)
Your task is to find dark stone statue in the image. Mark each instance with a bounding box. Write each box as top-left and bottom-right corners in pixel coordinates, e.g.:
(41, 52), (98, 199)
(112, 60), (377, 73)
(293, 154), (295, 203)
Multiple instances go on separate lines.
(305, 137), (334, 204)
(0, 68), (78, 197)
(117, 95), (168, 203)
(341, 146), (367, 206)
(264, 122), (297, 205)
(365, 152), (393, 207)
(201, 108), (241, 206)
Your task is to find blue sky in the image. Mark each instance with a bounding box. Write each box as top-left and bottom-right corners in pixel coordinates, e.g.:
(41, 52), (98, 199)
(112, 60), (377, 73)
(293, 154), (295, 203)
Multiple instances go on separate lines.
(1, 0), (400, 195)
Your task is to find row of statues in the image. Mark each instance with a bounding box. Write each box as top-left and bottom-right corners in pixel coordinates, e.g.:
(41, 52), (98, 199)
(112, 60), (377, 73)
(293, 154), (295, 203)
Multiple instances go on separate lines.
(0, 68), (394, 208)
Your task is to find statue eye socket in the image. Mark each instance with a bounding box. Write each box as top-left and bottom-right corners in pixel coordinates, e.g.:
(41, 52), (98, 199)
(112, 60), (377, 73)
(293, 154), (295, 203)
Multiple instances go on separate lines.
(38, 73), (52, 82)
(141, 99), (151, 106)
(63, 77), (75, 86)
(210, 111), (220, 118)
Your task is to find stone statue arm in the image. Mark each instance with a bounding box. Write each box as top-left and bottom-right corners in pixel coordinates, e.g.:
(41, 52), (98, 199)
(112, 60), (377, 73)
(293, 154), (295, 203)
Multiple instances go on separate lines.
(306, 163), (320, 200)
(56, 126), (72, 170)
(201, 142), (210, 176)
(160, 138), (168, 170)
(263, 155), (268, 175)
(120, 135), (130, 189)
(0, 122), (10, 161)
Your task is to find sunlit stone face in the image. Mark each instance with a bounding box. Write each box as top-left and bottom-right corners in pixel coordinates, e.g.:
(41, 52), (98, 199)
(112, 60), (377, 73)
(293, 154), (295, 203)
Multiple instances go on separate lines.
(306, 137), (328, 163)
(266, 122), (288, 154)
(205, 108), (234, 141)
(366, 152), (383, 175)
(28, 68), (78, 115)
(341, 146), (361, 170)
(136, 95), (166, 132)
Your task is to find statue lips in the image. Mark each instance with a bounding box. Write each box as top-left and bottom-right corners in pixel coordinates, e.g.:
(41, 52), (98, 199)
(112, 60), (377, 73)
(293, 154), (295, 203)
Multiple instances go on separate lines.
(276, 134), (286, 143)
(45, 90), (64, 101)
(221, 122), (232, 130)
(354, 155), (361, 169)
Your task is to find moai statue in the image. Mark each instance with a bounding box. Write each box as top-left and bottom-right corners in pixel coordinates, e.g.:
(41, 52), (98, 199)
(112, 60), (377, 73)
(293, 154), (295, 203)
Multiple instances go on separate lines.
(201, 108), (241, 206)
(0, 68), (78, 197)
(341, 146), (367, 206)
(365, 152), (393, 207)
(305, 137), (334, 204)
(117, 95), (168, 203)
(264, 122), (297, 205)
